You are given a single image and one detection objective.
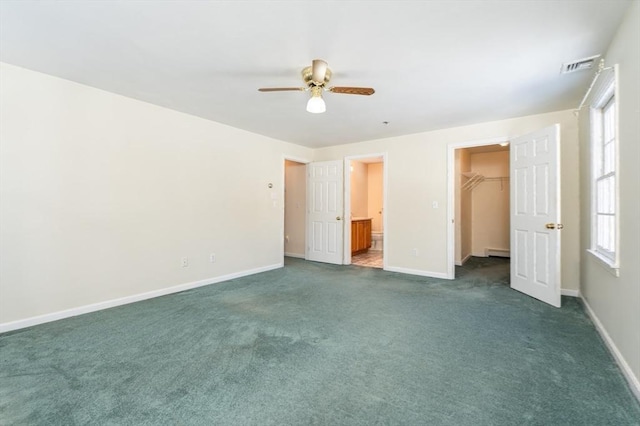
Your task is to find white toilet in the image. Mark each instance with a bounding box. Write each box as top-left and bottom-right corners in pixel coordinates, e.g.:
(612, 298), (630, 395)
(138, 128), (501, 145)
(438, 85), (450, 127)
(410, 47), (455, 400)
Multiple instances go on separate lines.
(371, 232), (383, 251)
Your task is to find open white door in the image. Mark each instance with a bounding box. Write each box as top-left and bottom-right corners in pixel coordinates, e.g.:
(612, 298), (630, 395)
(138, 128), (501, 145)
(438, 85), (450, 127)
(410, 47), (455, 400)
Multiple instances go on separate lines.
(510, 124), (562, 307)
(306, 161), (344, 264)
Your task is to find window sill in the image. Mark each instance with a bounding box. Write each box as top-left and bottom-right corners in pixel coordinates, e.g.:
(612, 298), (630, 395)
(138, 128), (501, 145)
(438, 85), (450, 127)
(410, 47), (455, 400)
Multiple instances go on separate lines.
(587, 249), (620, 277)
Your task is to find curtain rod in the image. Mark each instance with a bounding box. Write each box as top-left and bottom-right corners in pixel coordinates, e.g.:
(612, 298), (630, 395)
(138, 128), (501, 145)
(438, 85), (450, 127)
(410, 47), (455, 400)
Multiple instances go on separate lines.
(574, 59), (613, 116)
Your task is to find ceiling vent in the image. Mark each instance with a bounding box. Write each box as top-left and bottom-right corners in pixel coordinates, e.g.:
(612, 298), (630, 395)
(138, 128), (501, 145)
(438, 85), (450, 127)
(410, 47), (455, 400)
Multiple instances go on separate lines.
(561, 55), (600, 74)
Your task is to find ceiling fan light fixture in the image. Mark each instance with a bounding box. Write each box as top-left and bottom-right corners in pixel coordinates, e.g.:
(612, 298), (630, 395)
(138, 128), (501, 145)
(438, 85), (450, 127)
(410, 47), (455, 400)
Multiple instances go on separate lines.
(306, 86), (326, 113)
(306, 96), (326, 113)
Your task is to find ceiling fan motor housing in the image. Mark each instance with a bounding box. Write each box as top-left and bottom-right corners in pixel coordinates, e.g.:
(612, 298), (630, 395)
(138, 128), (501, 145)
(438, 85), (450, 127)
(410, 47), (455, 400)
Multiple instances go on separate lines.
(302, 65), (332, 87)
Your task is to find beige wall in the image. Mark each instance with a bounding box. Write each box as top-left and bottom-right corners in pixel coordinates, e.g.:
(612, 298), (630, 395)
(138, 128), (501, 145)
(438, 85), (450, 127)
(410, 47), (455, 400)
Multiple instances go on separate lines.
(350, 161), (368, 218)
(470, 151), (510, 257)
(0, 62), (313, 325)
(367, 163), (383, 232)
(0, 63), (588, 327)
(0, 62), (584, 329)
(315, 109), (580, 286)
(579, 0), (640, 392)
(284, 160), (306, 257)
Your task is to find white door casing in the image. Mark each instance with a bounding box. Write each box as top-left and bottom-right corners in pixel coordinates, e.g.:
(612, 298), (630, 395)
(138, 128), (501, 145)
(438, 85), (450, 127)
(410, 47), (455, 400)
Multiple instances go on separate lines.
(510, 124), (561, 307)
(306, 161), (344, 264)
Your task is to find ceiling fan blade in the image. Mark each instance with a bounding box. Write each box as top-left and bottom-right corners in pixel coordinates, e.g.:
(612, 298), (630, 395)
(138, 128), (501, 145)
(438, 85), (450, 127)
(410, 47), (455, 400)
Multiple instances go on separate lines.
(311, 59), (328, 84)
(258, 87), (306, 92)
(329, 87), (375, 96)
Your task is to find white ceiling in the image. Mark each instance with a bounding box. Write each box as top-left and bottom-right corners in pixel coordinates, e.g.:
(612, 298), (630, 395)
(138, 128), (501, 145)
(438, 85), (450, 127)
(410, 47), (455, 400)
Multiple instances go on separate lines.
(0, 1), (631, 148)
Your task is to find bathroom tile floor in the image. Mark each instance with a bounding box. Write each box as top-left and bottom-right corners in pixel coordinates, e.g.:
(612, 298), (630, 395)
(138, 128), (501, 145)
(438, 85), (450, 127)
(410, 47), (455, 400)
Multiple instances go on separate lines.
(351, 250), (383, 268)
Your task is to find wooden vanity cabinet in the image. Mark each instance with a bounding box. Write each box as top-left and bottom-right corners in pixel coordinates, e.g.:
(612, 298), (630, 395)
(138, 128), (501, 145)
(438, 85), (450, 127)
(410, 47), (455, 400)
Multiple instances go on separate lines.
(351, 218), (372, 255)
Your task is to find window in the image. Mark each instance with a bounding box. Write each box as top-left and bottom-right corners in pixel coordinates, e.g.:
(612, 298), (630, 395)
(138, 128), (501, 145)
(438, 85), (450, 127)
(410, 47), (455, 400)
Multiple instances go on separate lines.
(590, 75), (618, 273)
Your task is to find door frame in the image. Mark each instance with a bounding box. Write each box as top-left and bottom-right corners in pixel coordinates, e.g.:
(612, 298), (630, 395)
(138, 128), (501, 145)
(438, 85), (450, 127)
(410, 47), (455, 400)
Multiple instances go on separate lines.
(343, 152), (388, 268)
(281, 155), (311, 261)
(446, 136), (509, 279)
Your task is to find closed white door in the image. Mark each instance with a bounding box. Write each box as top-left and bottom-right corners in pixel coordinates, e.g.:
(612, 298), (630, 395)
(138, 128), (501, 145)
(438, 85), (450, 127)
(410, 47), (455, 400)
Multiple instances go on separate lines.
(510, 124), (562, 307)
(306, 161), (344, 264)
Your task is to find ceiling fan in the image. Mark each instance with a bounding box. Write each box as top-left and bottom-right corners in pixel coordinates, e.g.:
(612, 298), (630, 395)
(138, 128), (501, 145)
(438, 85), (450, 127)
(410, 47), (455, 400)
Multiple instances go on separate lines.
(258, 59), (375, 113)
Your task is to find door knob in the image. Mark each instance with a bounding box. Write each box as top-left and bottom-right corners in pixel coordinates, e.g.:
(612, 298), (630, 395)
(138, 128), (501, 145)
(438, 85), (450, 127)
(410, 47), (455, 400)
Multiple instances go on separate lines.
(336, 216), (341, 220)
(545, 223), (564, 230)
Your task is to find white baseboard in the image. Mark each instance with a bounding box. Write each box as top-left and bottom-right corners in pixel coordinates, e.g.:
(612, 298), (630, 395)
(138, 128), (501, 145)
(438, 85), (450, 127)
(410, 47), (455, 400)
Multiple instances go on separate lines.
(561, 289), (580, 297)
(284, 252), (305, 259)
(460, 253), (472, 265)
(455, 253), (473, 266)
(385, 266), (450, 280)
(581, 296), (640, 403)
(0, 263), (283, 334)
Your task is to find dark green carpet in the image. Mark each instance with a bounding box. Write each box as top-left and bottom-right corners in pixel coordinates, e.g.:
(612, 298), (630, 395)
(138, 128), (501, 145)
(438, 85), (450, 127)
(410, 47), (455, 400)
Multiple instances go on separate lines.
(1, 257), (639, 425)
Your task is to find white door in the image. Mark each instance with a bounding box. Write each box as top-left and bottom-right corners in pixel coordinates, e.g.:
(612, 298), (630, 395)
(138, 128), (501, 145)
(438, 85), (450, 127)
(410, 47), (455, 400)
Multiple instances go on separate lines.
(510, 124), (562, 307)
(306, 161), (344, 264)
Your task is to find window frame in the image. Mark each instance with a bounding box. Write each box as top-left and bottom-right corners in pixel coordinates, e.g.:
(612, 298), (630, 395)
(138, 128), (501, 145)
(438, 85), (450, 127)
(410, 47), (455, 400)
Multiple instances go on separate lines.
(588, 68), (619, 276)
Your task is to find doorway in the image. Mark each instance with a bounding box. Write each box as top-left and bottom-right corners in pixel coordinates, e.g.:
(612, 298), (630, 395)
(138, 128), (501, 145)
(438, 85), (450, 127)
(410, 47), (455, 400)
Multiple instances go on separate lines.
(345, 155), (386, 269)
(454, 144), (511, 274)
(283, 159), (307, 260)
(448, 125), (562, 307)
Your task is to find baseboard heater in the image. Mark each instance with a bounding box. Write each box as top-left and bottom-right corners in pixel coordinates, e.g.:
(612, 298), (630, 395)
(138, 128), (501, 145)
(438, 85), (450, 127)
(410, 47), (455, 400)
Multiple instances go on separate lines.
(485, 248), (510, 258)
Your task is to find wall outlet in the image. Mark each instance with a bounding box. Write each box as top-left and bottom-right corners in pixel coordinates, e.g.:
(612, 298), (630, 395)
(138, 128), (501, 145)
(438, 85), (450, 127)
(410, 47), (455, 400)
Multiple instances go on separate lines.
(210, 253), (216, 263)
(181, 257), (189, 268)
(412, 248), (419, 257)
(432, 201), (439, 209)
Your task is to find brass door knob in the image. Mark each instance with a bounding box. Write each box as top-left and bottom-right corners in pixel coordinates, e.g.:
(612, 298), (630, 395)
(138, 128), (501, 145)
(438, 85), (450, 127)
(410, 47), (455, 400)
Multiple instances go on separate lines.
(545, 223), (564, 230)
(336, 216), (341, 220)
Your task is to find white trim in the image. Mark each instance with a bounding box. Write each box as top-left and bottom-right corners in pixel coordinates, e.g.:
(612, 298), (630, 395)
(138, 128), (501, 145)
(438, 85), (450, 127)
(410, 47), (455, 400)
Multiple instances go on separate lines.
(455, 252), (473, 266)
(587, 249), (620, 277)
(589, 65), (620, 273)
(0, 263), (283, 333)
(344, 157), (351, 264)
(560, 289), (580, 297)
(447, 136), (509, 279)
(284, 252), (305, 259)
(581, 296), (640, 403)
(385, 266), (449, 280)
(283, 155), (312, 165)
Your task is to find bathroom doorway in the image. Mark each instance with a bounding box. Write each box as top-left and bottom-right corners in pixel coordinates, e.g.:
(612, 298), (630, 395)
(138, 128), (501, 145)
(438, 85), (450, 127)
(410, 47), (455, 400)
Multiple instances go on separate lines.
(344, 154), (386, 269)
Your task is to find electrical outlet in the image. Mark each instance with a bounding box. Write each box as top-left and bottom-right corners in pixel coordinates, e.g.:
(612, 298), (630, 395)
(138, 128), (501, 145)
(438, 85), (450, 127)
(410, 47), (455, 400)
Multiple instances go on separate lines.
(181, 257), (189, 268)
(210, 253), (216, 263)
(412, 248), (419, 257)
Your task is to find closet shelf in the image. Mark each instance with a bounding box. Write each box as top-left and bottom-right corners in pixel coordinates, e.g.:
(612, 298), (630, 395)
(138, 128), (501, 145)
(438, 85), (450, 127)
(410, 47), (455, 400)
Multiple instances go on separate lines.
(461, 172), (509, 191)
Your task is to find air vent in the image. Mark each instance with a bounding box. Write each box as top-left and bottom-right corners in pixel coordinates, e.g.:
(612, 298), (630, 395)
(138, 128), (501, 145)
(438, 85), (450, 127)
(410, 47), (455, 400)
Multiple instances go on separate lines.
(561, 55), (600, 74)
